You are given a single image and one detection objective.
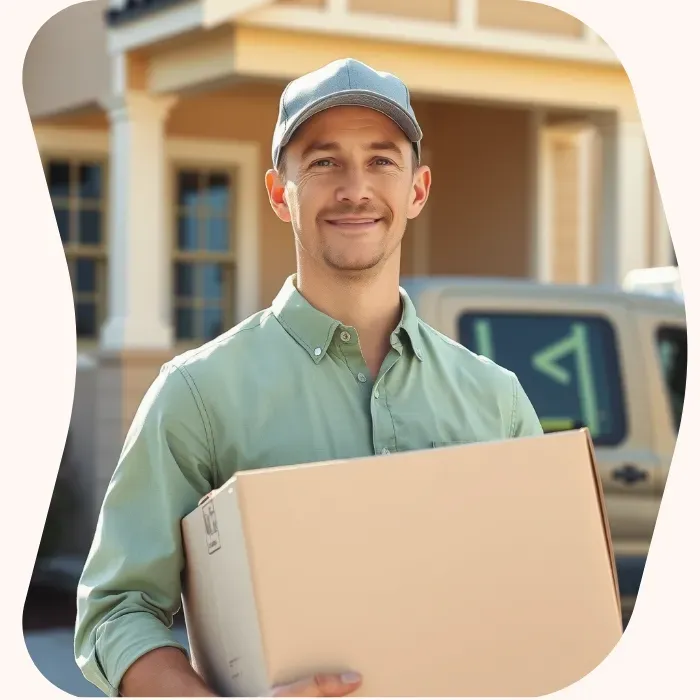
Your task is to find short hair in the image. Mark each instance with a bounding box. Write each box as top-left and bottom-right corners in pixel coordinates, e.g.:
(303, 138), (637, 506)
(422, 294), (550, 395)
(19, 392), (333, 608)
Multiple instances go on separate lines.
(276, 146), (420, 181)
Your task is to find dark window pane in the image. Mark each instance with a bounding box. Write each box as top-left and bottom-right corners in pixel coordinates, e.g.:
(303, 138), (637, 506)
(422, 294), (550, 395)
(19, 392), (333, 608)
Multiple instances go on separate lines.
(202, 264), (223, 301)
(79, 163), (102, 199)
(203, 306), (223, 340)
(79, 210), (102, 245)
(175, 263), (195, 298)
(206, 172), (230, 213)
(48, 162), (70, 198)
(54, 208), (70, 243)
(177, 171), (201, 209)
(656, 326), (686, 433)
(458, 312), (626, 446)
(75, 302), (97, 337)
(204, 216), (229, 252)
(175, 306), (196, 340)
(177, 214), (199, 251)
(76, 258), (97, 293)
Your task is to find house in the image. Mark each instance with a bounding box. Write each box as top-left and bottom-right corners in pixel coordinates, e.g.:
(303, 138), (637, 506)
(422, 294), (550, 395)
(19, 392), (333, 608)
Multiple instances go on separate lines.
(24, 0), (674, 555)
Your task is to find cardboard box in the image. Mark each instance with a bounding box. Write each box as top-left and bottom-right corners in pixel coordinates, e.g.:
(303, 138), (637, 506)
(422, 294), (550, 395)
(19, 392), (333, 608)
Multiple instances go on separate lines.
(180, 429), (622, 697)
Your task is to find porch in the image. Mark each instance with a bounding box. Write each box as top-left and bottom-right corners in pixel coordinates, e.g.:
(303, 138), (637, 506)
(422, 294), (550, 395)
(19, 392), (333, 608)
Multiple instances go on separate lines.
(25, 0), (667, 558)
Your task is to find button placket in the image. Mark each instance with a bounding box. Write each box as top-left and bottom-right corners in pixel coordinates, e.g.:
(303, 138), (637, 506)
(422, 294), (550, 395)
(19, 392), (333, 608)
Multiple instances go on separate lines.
(370, 347), (402, 456)
(335, 328), (373, 389)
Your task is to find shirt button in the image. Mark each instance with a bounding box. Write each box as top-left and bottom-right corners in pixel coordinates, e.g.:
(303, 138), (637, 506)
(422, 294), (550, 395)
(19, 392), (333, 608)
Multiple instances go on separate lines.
(314, 347), (322, 356)
(357, 373), (367, 383)
(381, 448), (391, 455)
(374, 389), (380, 399)
(340, 330), (351, 343)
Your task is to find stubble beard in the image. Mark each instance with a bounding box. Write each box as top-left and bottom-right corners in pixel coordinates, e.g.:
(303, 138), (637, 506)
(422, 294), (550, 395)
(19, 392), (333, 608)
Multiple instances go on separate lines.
(292, 201), (405, 279)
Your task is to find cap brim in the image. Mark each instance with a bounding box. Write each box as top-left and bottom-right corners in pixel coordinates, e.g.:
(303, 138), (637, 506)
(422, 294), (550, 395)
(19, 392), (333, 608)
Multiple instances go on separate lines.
(279, 90), (423, 153)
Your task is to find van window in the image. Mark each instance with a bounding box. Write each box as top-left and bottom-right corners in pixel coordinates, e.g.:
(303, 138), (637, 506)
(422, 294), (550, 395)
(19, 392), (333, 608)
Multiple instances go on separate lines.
(458, 313), (627, 445)
(656, 326), (686, 432)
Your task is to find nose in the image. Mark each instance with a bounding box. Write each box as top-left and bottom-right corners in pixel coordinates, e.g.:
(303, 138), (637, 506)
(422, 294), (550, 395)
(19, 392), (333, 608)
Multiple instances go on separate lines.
(335, 165), (372, 204)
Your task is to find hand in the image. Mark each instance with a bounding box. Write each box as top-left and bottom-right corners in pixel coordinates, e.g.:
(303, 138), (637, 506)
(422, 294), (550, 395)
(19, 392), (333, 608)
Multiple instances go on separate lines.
(269, 672), (363, 697)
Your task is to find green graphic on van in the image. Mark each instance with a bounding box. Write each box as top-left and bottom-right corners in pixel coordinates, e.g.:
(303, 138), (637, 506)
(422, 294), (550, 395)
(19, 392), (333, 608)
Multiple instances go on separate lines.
(459, 313), (626, 446)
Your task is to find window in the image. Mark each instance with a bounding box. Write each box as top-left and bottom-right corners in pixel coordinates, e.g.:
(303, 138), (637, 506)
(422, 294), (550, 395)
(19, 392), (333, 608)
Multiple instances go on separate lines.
(173, 168), (237, 342)
(656, 326), (686, 433)
(458, 313), (627, 445)
(44, 158), (107, 339)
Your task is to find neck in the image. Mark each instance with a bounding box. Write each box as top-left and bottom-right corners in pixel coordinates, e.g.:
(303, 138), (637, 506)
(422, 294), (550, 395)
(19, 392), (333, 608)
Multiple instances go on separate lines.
(295, 255), (403, 374)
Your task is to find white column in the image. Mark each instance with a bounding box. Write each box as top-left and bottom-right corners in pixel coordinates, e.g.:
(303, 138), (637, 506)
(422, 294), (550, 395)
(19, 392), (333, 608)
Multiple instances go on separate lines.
(529, 109), (545, 280)
(577, 126), (595, 285)
(653, 176), (674, 266)
(596, 114), (651, 286)
(327, 0), (347, 15)
(100, 91), (178, 351)
(535, 119), (598, 285)
(456, 0), (477, 30)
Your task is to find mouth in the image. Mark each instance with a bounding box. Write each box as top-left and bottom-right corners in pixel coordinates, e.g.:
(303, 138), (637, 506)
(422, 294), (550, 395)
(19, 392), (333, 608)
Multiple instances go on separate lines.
(324, 217), (383, 230)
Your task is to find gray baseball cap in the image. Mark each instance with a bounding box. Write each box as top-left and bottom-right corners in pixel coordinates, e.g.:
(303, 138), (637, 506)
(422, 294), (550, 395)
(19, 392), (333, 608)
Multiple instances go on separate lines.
(272, 58), (423, 170)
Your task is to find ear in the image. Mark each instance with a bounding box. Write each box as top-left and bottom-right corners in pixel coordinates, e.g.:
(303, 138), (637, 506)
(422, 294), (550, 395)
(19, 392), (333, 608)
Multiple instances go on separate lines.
(407, 165), (431, 220)
(265, 169), (292, 223)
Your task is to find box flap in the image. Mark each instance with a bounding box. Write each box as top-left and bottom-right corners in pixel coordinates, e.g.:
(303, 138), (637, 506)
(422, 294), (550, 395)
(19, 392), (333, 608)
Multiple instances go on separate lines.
(580, 428), (622, 620)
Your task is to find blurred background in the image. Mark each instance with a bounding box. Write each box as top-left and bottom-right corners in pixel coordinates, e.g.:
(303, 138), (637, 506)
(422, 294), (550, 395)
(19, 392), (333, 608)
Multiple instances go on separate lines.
(22, 0), (684, 696)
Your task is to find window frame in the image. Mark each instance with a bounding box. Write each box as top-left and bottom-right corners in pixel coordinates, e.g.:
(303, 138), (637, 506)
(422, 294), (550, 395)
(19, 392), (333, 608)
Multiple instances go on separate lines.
(166, 138), (261, 355)
(33, 129), (261, 355)
(171, 164), (239, 344)
(457, 310), (629, 447)
(36, 128), (111, 352)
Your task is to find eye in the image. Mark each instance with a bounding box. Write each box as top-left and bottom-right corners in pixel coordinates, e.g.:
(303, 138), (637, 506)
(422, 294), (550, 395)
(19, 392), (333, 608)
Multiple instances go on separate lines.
(310, 158), (334, 168)
(373, 157), (395, 166)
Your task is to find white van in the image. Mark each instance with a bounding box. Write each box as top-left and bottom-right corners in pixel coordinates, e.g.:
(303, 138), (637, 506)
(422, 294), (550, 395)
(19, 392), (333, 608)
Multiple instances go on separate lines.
(401, 275), (687, 626)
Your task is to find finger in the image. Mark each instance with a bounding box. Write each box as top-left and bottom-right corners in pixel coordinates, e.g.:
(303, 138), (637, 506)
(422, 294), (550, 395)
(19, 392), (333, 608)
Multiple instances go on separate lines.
(270, 672), (363, 697)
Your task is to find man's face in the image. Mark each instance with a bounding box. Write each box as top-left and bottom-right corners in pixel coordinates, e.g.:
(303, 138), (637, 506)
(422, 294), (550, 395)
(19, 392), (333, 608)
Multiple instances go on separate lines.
(266, 106), (431, 275)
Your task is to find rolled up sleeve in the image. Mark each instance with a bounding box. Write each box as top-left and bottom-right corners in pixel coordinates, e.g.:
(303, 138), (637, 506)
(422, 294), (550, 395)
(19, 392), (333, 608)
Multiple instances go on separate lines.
(74, 362), (217, 696)
(509, 373), (544, 438)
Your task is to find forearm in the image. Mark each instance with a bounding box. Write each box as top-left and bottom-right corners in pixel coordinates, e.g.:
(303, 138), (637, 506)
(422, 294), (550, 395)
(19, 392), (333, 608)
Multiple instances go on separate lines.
(119, 647), (219, 697)
(74, 363), (219, 695)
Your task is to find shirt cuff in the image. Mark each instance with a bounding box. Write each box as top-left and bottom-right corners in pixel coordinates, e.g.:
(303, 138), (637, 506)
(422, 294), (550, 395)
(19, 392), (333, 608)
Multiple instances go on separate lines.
(90, 611), (189, 696)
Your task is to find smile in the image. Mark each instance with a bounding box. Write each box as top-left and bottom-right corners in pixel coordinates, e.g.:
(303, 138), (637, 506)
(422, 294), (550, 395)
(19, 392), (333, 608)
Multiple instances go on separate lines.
(325, 218), (382, 229)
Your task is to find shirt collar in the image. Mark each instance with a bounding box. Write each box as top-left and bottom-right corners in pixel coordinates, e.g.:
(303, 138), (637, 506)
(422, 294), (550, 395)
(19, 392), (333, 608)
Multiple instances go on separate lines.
(271, 275), (424, 363)
(397, 285), (424, 361)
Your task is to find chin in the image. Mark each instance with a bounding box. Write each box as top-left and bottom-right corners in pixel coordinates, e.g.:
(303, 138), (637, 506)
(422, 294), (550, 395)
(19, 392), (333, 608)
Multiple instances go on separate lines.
(325, 255), (384, 273)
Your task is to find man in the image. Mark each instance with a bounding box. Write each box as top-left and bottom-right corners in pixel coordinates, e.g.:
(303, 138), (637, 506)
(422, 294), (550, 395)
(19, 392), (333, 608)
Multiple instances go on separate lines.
(75, 58), (542, 698)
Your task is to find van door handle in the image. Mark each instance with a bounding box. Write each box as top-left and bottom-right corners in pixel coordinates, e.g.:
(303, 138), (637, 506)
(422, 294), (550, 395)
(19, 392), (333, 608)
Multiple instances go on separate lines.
(612, 464), (649, 485)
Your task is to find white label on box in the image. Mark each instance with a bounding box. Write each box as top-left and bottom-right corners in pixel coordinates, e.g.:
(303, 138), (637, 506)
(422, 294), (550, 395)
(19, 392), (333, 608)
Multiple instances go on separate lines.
(202, 501), (221, 555)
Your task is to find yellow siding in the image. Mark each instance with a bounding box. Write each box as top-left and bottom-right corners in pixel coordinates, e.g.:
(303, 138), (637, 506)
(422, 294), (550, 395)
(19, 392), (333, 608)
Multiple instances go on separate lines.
(478, 0), (584, 38)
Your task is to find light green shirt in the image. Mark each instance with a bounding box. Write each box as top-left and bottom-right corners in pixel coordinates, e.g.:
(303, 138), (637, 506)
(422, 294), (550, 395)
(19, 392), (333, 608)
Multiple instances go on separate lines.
(75, 274), (542, 696)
